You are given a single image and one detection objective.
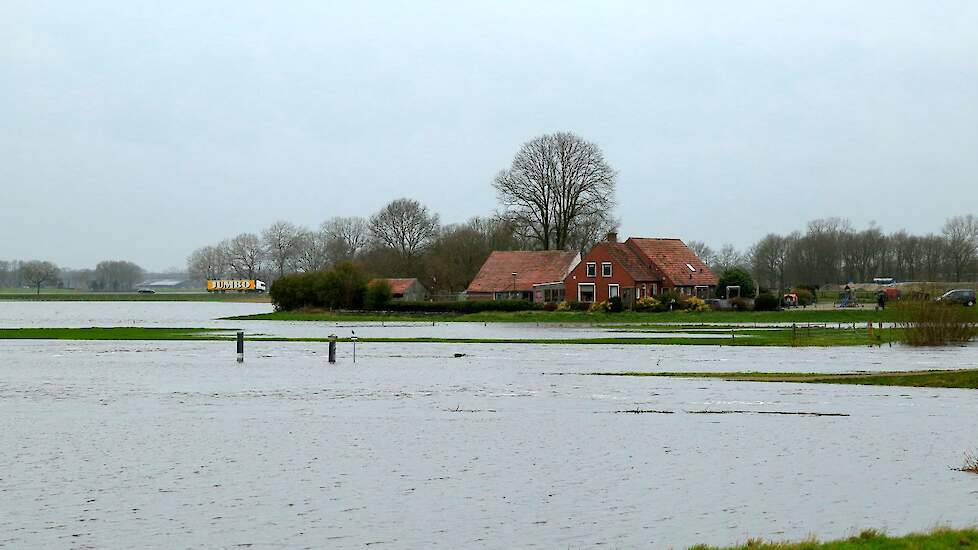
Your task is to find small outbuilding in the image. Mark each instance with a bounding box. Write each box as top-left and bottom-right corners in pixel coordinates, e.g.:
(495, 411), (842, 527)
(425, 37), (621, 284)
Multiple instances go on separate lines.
(372, 278), (430, 302)
(466, 250), (581, 303)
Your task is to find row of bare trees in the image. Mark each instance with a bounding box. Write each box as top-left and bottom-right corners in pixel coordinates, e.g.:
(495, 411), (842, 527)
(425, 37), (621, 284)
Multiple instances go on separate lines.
(693, 215), (978, 292)
(187, 200), (526, 293)
(0, 260), (147, 293)
(188, 131), (618, 293)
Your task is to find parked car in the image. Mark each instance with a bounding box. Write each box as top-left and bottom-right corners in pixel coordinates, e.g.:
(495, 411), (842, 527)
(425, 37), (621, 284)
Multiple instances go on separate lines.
(936, 289), (976, 307)
(136, 288), (156, 294)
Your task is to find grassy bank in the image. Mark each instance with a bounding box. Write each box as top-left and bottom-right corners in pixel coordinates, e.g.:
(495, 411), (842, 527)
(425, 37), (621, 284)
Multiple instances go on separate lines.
(0, 325), (899, 347)
(0, 292), (270, 302)
(594, 368), (978, 389)
(690, 527), (978, 549)
(226, 308), (925, 324)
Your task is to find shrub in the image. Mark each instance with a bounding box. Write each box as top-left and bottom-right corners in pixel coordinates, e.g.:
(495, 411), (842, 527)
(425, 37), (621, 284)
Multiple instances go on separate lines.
(729, 297), (750, 311)
(564, 301), (590, 312)
(791, 288), (815, 307)
(634, 296), (661, 312)
(556, 300), (571, 312)
(795, 284), (819, 303)
(542, 302), (558, 312)
(753, 292), (780, 311)
(364, 280), (393, 310)
(607, 296), (624, 312)
(269, 262), (368, 311)
(588, 300), (608, 313)
(716, 268), (756, 299)
(893, 299), (976, 346)
(658, 290), (687, 311)
(684, 296), (708, 312)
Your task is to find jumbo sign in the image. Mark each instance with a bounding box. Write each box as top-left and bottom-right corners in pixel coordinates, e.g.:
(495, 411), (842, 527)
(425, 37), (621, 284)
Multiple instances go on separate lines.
(206, 279), (256, 291)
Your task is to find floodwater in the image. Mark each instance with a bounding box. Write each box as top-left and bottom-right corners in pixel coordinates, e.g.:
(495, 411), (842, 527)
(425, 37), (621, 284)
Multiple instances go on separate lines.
(1, 303), (977, 548)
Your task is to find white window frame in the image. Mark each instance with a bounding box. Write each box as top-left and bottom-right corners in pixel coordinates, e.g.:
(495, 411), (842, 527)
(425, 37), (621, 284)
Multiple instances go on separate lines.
(585, 262), (596, 277)
(601, 262), (612, 277)
(578, 283), (596, 303)
(608, 284), (619, 299)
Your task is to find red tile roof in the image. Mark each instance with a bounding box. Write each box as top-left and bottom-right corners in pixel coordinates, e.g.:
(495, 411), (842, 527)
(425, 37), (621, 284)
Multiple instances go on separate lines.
(625, 238), (718, 286)
(372, 278), (421, 296)
(467, 251), (581, 293)
(604, 242), (658, 281)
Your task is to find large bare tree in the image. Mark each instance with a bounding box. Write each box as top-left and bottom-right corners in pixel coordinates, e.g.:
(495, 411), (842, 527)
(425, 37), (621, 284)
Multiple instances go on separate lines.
(493, 132), (616, 250)
(187, 245), (227, 281)
(322, 216), (369, 261)
(368, 199), (440, 259)
(943, 214), (978, 281)
(223, 233), (265, 279)
(20, 260), (59, 294)
(262, 220), (305, 277)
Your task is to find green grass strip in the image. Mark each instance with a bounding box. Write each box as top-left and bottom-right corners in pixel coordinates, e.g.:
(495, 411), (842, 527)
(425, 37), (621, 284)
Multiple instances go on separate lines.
(0, 326), (899, 347)
(689, 527), (978, 549)
(593, 369), (978, 389)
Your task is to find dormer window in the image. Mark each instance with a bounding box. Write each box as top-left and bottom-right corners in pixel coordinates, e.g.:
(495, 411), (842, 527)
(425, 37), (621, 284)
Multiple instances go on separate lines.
(586, 262), (596, 277)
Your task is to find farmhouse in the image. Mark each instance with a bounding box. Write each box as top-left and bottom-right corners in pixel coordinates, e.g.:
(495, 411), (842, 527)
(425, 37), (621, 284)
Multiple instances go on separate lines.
(466, 250), (581, 303)
(372, 278), (429, 301)
(564, 233), (717, 306)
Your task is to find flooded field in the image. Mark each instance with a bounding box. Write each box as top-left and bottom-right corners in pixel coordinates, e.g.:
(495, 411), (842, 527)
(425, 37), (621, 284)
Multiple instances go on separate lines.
(1, 303), (977, 548)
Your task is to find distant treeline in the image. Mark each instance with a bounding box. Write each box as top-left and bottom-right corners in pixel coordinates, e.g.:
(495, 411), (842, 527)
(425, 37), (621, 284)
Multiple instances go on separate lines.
(693, 215), (978, 291)
(0, 259), (179, 292)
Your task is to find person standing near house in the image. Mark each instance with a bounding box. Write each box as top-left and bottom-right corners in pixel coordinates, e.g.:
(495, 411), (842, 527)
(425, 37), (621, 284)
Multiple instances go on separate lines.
(876, 291), (886, 311)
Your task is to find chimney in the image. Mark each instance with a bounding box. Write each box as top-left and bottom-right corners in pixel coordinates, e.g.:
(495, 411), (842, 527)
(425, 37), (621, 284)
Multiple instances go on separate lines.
(606, 231), (618, 243)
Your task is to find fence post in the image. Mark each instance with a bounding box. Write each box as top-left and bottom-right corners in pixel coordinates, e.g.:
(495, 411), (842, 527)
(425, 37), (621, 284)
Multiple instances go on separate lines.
(236, 331), (244, 363)
(328, 334), (337, 364)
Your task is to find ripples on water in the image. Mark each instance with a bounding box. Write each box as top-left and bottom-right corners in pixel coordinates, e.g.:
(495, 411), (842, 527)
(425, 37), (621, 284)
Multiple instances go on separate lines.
(1, 304), (977, 548)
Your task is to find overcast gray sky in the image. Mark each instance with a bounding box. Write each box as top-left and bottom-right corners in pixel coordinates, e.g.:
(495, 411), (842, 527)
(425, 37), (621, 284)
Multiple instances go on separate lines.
(2, 1), (977, 271)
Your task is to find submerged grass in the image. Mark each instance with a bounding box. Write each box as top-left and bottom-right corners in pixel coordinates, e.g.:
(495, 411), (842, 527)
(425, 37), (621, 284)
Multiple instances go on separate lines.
(892, 300), (977, 346)
(689, 527), (978, 549)
(0, 326), (900, 347)
(593, 369), (978, 389)
(225, 308), (920, 324)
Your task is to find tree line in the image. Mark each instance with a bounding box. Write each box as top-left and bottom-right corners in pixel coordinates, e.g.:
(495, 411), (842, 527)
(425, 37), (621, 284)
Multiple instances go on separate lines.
(187, 131), (619, 293)
(0, 260), (150, 293)
(692, 215), (978, 292)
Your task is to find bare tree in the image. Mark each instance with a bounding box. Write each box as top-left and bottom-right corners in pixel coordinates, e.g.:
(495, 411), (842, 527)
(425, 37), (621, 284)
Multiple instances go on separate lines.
(493, 131), (616, 250)
(750, 233), (794, 292)
(92, 260), (144, 291)
(368, 199), (440, 260)
(292, 228), (331, 272)
(322, 216), (369, 261)
(20, 260), (60, 294)
(687, 241), (715, 267)
(187, 245), (227, 282)
(262, 220), (305, 277)
(943, 215), (978, 281)
(224, 233), (265, 279)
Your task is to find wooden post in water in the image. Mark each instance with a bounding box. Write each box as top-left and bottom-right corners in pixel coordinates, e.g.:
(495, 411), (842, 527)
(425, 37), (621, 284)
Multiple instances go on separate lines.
(236, 331), (244, 363)
(328, 334), (337, 364)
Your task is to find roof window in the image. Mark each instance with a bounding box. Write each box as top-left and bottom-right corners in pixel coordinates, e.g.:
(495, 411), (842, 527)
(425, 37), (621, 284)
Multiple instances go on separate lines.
(686, 263), (696, 272)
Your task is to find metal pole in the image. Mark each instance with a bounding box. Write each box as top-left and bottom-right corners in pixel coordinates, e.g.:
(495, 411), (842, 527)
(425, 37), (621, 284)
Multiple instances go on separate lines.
(328, 334), (337, 364)
(351, 331), (357, 364)
(236, 331), (244, 363)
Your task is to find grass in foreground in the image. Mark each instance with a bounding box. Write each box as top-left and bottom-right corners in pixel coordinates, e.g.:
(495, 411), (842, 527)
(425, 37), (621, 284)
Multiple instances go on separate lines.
(225, 308), (927, 324)
(0, 326), (900, 347)
(690, 527), (978, 549)
(593, 369), (978, 389)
